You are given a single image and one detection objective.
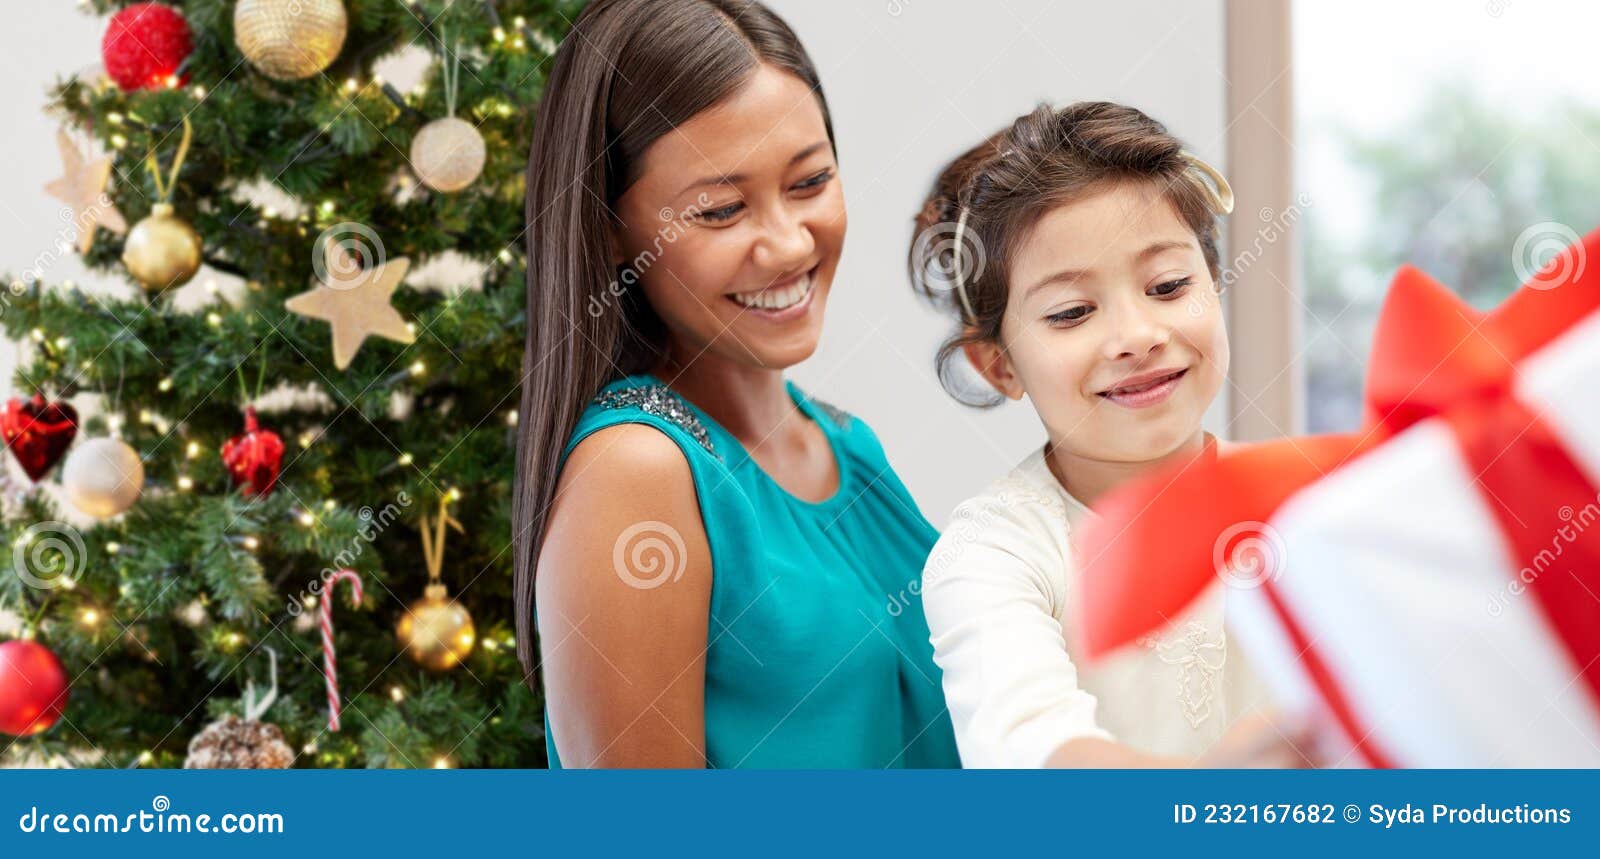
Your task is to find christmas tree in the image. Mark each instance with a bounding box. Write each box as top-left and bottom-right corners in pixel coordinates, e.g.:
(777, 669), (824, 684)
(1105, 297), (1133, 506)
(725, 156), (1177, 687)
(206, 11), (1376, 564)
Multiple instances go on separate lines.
(0, 0), (578, 768)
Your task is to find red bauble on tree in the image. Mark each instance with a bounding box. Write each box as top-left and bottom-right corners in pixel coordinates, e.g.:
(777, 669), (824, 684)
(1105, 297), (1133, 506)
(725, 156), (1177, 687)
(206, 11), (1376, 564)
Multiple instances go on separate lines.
(102, 3), (194, 91)
(221, 407), (284, 497)
(0, 640), (69, 737)
(1, 394), (78, 482)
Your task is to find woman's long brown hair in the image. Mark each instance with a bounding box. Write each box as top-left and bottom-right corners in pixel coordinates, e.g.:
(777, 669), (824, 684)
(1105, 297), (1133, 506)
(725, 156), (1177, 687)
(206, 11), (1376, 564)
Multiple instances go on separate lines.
(513, 0), (833, 682)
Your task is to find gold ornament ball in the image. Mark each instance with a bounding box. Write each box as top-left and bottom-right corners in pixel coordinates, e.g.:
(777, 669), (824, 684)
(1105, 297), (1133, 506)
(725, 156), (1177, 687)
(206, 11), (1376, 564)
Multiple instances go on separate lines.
(234, 0), (348, 81)
(410, 117), (486, 193)
(62, 437), (144, 519)
(122, 203), (202, 291)
(396, 584), (475, 671)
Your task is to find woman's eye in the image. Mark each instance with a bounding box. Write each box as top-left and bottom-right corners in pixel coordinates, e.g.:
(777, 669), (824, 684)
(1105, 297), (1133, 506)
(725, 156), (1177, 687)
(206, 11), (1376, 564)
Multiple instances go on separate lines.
(1046, 305), (1092, 327)
(697, 202), (744, 223)
(1149, 276), (1194, 298)
(793, 169), (833, 191)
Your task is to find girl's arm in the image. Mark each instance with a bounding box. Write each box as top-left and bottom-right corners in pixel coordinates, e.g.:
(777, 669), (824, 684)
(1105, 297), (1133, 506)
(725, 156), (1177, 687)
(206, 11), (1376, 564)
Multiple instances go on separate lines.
(923, 498), (1114, 767)
(535, 423), (712, 768)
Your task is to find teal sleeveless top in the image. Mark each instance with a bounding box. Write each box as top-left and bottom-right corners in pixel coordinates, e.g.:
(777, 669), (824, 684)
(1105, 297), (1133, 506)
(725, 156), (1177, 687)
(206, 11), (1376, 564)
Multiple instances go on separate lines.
(543, 374), (959, 768)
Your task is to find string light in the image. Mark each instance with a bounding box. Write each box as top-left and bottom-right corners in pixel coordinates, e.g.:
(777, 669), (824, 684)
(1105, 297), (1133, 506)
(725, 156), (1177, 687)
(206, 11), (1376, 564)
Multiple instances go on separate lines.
(445, 486), (462, 503)
(191, 85), (207, 100)
(29, 328), (44, 342)
(397, 452), (414, 467)
(107, 112), (124, 125)
(158, 377), (174, 392)
(505, 410), (518, 426)
(138, 751), (154, 765)
(177, 475), (194, 491)
(297, 510), (315, 527)
(79, 608), (101, 627)
(206, 312), (222, 327)
(242, 536), (260, 551)
(409, 360), (426, 377)
(388, 686), (405, 702)
(323, 499), (336, 511)
(298, 431), (315, 448)
(186, 440), (201, 459)
(432, 756), (452, 769)
(105, 541), (121, 555)
(110, 134), (127, 149)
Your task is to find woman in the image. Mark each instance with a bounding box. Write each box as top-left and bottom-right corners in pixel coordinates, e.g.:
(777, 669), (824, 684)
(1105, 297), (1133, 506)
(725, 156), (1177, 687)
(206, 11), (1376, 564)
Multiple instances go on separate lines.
(513, 0), (959, 768)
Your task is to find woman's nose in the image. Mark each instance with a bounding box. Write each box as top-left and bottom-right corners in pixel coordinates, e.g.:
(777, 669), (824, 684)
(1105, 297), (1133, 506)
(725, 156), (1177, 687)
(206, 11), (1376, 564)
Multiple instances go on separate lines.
(752, 204), (815, 274)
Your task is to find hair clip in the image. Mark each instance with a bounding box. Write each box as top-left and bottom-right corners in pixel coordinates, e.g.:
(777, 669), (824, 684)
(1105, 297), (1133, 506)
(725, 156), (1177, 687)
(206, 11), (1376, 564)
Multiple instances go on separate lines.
(951, 206), (978, 324)
(1180, 150), (1235, 216)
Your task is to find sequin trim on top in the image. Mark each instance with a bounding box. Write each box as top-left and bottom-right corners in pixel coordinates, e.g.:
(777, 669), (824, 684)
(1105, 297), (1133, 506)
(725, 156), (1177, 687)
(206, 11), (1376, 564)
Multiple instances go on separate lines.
(594, 383), (720, 460)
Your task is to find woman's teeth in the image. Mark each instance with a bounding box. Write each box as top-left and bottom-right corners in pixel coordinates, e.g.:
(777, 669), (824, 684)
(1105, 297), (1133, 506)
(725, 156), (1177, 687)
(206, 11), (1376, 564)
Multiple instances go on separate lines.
(730, 273), (813, 311)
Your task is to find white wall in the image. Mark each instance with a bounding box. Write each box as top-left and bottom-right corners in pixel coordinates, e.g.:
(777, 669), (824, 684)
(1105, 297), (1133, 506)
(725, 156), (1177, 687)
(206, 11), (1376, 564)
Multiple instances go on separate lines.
(1, 0), (1228, 526)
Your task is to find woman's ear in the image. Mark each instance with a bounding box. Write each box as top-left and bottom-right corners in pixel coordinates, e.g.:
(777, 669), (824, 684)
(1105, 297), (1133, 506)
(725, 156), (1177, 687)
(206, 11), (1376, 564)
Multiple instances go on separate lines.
(607, 221), (625, 268)
(962, 337), (1025, 401)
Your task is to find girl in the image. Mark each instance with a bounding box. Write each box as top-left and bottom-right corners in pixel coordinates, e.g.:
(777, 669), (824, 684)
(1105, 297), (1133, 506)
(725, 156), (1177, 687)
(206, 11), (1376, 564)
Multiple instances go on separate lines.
(513, 0), (959, 768)
(910, 102), (1310, 768)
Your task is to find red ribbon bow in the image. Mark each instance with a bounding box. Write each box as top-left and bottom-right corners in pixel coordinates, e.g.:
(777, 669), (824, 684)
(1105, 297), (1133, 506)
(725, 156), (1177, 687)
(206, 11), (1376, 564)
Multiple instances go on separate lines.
(1076, 227), (1600, 760)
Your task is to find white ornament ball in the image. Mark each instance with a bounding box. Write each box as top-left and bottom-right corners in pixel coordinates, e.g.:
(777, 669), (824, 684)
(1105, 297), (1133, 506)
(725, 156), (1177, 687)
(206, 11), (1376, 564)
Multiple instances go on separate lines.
(62, 438), (144, 519)
(410, 117), (486, 193)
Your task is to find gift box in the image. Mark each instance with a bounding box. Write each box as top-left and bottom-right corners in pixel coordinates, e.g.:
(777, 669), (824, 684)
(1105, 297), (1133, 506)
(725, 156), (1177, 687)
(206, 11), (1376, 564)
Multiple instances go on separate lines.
(1074, 227), (1600, 767)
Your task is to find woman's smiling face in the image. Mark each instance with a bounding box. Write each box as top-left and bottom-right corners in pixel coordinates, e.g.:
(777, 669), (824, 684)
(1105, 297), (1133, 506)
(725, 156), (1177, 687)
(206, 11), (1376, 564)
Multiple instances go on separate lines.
(611, 63), (845, 370)
(982, 181), (1229, 462)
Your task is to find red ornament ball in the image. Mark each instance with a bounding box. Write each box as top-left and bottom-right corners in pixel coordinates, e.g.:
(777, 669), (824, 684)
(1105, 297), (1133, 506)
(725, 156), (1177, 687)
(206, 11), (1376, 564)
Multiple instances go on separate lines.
(102, 3), (194, 91)
(221, 407), (284, 498)
(0, 640), (69, 737)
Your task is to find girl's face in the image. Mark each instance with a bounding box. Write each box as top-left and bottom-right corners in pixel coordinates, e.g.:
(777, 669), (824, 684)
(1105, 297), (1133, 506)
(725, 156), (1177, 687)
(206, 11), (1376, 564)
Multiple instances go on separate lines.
(612, 64), (845, 371)
(973, 182), (1229, 462)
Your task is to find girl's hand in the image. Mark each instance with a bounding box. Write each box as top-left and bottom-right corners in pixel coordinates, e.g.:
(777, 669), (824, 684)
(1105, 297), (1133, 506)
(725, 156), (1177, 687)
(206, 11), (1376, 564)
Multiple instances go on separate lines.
(1196, 712), (1316, 768)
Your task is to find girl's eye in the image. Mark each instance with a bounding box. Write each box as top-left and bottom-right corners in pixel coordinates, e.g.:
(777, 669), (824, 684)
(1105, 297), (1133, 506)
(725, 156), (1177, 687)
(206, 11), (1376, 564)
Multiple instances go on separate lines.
(793, 169), (833, 191)
(697, 202), (744, 224)
(1046, 305), (1093, 327)
(1148, 276), (1194, 298)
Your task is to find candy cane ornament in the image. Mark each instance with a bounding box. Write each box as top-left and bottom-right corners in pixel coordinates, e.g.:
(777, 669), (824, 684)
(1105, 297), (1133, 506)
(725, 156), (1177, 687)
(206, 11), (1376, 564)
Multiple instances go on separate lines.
(320, 569), (364, 732)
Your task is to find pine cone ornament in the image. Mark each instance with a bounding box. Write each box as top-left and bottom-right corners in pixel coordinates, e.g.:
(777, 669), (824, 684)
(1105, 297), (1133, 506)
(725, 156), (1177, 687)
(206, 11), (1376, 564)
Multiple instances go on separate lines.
(184, 714), (293, 769)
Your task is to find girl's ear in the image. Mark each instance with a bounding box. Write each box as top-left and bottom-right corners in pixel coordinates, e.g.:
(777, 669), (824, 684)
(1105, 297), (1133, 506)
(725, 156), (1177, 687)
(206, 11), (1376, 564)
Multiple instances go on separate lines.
(962, 338), (1025, 401)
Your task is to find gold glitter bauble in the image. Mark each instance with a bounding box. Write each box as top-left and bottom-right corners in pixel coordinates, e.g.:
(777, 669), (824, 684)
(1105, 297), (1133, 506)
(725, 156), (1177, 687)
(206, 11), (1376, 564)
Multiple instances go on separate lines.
(122, 203), (202, 291)
(410, 117), (486, 193)
(234, 0), (348, 81)
(395, 583), (475, 671)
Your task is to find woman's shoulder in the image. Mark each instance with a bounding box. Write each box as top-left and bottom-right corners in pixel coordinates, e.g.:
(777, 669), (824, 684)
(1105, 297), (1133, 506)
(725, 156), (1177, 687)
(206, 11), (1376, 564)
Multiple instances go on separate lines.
(567, 375), (722, 462)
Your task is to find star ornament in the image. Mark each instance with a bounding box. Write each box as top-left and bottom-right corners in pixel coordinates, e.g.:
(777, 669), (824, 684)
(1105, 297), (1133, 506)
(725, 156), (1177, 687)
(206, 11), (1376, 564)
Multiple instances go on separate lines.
(285, 239), (415, 370)
(44, 128), (127, 254)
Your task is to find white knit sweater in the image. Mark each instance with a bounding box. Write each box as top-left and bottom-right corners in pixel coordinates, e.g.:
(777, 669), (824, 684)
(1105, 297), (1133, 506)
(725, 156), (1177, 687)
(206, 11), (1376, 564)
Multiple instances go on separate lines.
(923, 445), (1271, 768)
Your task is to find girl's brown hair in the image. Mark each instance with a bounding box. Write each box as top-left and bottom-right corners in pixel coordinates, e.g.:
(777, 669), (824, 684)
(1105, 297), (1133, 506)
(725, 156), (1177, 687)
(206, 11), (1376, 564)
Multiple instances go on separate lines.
(909, 101), (1224, 407)
(513, 0), (833, 680)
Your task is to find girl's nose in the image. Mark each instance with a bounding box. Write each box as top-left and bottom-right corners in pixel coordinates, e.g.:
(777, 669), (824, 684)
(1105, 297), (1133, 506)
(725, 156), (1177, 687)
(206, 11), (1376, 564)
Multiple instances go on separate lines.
(1100, 305), (1171, 362)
